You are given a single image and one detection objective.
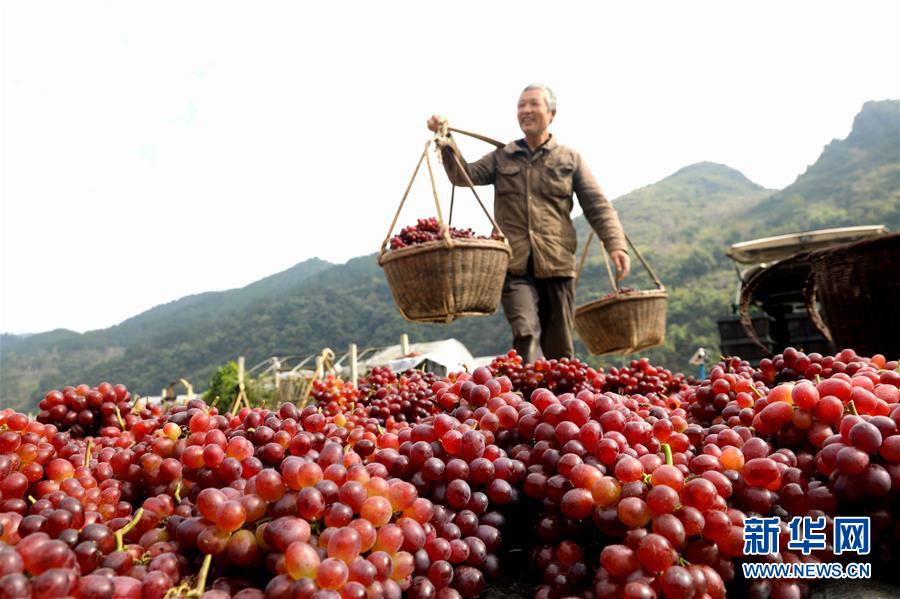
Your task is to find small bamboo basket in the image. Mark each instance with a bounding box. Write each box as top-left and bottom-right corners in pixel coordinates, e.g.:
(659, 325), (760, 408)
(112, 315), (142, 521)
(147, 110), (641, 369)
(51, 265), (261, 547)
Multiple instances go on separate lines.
(379, 138), (511, 324)
(574, 232), (668, 355)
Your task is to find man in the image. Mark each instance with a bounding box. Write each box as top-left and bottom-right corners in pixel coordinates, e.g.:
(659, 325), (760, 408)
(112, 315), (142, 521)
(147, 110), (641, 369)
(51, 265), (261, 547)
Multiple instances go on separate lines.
(427, 83), (630, 363)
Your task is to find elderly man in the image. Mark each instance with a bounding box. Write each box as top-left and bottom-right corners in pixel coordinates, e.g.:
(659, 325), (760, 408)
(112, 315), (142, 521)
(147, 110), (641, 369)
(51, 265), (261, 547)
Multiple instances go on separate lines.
(427, 83), (630, 363)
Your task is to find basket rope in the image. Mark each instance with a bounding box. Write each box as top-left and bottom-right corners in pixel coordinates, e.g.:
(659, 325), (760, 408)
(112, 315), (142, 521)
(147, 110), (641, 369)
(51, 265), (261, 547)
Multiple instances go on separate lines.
(737, 252), (812, 356)
(803, 272), (834, 345)
(379, 136), (509, 262)
(439, 125), (504, 226)
(575, 231), (664, 293)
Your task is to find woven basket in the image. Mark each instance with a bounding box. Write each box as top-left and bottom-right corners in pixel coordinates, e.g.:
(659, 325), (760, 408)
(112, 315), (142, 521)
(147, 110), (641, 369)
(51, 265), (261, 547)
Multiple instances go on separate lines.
(574, 232), (668, 355)
(805, 232), (899, 357)
(379, 138), (512, 324)
(380, 238), (511, 323)
(575, 290), (668, 355)
(738, 252), (813, 356)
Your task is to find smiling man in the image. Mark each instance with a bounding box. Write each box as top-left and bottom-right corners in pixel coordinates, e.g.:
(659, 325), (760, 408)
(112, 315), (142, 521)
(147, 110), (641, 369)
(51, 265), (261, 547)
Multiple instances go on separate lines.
(427, 84), (631, 362)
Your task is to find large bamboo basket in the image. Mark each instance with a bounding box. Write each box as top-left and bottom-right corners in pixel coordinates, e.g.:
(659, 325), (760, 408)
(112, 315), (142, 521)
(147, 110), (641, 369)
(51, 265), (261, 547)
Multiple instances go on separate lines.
(738, 252), (812, 356)
(804, 233), (900, 357)
(574, 233), (668, 355)
(380, 135), (512, 324)
(379, 238), (511, 323)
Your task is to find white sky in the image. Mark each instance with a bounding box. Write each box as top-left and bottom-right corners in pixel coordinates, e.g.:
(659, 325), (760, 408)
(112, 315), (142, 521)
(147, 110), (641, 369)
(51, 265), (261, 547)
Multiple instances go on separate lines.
(1, 1), (898, 335)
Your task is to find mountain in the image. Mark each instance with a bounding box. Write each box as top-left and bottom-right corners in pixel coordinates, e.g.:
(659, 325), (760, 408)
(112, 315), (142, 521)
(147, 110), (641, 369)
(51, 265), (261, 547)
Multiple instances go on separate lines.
(2, 101), (897, 411)
(0, 258), (333, 411)
(747, 100), (899, 233)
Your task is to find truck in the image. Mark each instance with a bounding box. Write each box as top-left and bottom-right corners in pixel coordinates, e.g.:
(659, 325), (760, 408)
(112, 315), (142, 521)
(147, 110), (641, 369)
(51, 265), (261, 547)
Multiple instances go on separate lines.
(716, 225), (890, 362)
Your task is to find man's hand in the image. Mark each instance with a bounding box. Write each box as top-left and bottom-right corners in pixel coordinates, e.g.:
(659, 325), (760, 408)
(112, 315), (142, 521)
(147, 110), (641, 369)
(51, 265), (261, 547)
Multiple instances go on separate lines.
(610, 250), (631, 281)
(427, 114), (447, 133)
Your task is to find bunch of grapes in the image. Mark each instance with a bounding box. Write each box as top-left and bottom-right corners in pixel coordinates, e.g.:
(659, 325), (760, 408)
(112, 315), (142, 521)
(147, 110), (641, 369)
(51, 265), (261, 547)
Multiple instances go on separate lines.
(757, 347), (898, 386)
(601, 287), (638, 300)
(389, 218), (497, 250)
(35, 382), (134, 438)
(489, 351), (606, 398)
(354, 368), (444, 425)
(600, 357), (690, 397)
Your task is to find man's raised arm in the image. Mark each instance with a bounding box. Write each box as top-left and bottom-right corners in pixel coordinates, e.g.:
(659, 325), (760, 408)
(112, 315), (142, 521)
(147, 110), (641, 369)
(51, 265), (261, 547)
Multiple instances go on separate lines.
(427, 114), (496, 187)
(572, 153), (631, 278)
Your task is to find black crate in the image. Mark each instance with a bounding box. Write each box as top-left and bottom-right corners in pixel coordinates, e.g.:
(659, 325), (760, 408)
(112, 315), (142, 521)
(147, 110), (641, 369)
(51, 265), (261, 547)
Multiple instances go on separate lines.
(717, 314), (774, 343)
(784, 312), (825, 340)
(720, 338), (774, 363)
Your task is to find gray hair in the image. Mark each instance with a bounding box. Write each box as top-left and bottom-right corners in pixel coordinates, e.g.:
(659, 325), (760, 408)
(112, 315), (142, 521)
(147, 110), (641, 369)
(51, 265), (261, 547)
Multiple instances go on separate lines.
(522, 83), (557, 112)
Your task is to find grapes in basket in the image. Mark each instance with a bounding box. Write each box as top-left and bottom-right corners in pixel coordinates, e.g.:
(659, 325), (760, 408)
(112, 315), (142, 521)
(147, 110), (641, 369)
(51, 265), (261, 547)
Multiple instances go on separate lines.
(390, 217), (498, 249)
(602, 287), (637, 300)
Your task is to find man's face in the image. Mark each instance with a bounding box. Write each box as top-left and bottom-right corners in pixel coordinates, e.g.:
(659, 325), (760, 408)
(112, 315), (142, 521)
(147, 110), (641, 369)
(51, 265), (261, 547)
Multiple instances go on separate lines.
(517, 89), (555, 137)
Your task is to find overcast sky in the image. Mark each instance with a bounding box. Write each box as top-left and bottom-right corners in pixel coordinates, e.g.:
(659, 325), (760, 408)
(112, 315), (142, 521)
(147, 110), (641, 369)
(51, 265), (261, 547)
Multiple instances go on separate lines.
(2, 1), (898, 335)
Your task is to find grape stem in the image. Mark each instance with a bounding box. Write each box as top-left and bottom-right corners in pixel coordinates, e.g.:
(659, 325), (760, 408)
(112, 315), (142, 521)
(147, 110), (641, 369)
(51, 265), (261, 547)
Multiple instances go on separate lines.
(115, 406), (125, 430)
(847, 400), (859, 416)
(751, 385), (766, 399)
(115, 507), (144, 551)
(174, 481), (182, 503)
(193, 553), (212, 596)
(84, 439), (93, 468)
(662, 443), (673, 466)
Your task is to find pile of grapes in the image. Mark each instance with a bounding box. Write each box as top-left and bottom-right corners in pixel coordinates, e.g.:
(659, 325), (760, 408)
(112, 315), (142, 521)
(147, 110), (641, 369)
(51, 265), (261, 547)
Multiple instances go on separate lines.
(0, 346), (898, 598)
(389, 218), (498, 250)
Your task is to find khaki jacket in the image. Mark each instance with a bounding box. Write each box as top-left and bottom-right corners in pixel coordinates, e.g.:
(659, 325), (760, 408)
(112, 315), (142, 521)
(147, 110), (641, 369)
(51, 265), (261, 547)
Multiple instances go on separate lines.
(440, 135), (627, 278)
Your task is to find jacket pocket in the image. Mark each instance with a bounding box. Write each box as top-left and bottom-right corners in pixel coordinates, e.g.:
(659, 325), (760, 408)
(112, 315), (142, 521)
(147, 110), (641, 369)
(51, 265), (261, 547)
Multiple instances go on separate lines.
(543, 162), (574, 197)
(495, 164), (523, 196)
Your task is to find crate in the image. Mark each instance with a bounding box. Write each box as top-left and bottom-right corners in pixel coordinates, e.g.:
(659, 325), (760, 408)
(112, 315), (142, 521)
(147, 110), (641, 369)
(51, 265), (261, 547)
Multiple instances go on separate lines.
(720, 338), (775, 363)
(717, 314), (773, 343)
(784, 312), (823, 340)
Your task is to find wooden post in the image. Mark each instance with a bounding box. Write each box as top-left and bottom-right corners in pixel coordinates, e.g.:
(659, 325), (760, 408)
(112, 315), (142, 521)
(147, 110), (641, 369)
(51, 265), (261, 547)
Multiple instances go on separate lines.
(273, 357), (281, 390)
(315, 355), (324, 379)
(400, 333), (409, 356)
(349, 344), (358, 387)
(179, 378), (194, 401)
(229, 356), (249, 415)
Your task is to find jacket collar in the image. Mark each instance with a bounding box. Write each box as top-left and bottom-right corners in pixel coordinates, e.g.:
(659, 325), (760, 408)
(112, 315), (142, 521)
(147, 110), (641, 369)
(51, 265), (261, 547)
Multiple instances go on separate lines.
(504, 134), (558, 155)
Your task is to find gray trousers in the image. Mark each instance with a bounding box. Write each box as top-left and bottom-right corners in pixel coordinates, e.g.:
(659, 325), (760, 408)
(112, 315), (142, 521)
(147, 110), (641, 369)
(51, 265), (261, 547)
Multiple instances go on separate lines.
(500, 259), (575, 363)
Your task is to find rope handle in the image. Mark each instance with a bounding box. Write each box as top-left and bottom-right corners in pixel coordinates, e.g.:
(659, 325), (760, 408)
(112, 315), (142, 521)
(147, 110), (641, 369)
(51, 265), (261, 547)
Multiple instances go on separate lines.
(737, 252), (814, 356)
(803, 271), (834, 345)
(738, 263), (776, 356)
(445, 126), (503, 227)
(380, 130), (509, 259)
(380, 141), (430, 255)
(575, 231), (664, 292)
(447, 148), (506, 239)
(436, 123), (506, 238)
